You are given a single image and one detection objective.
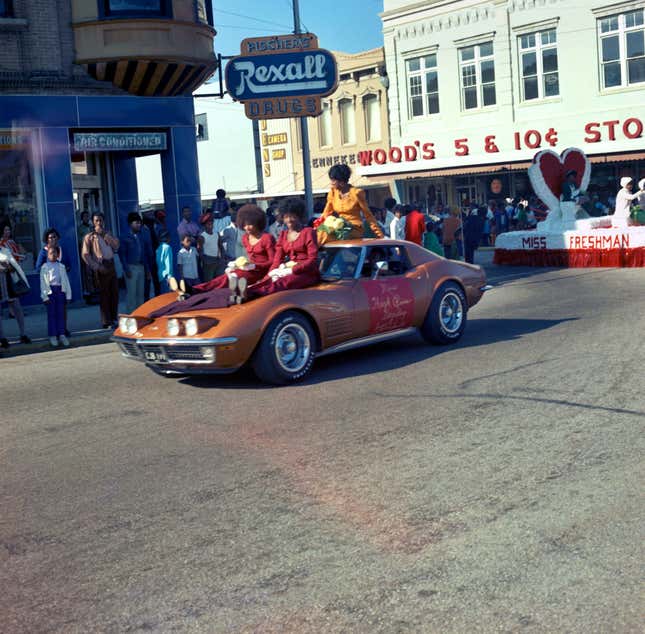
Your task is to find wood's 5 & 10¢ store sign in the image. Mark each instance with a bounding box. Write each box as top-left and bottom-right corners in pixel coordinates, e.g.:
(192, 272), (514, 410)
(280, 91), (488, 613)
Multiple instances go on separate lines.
(225, 33), (338, 120)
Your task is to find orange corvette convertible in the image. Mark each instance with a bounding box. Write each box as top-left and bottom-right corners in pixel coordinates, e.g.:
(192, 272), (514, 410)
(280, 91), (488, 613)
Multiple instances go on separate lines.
(112, 240), (488, 384)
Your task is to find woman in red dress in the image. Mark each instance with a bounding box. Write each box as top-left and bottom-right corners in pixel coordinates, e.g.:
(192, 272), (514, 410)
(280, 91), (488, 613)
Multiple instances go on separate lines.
(172, 204), (275, 298)
(245, 198), (319, 300)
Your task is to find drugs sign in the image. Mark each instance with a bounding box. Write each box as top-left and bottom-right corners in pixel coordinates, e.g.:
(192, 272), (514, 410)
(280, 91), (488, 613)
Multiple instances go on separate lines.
(225, 33), (338, 120)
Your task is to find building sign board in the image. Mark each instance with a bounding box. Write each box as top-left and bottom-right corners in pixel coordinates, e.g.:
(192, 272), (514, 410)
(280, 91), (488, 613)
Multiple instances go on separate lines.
(0, 130), (30, 149)
(72, 132), (167, 152)
(225, 33), (338, 121)
(356, 115), (645, 177)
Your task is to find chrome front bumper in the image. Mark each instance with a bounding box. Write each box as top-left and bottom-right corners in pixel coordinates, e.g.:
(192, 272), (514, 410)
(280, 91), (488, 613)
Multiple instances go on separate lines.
(112, 336), (237, 366)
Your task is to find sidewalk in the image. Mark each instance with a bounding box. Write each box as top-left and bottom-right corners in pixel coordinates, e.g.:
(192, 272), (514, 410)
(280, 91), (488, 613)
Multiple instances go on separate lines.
(1, 249), (498, 358)
(0, 298), (123, 358)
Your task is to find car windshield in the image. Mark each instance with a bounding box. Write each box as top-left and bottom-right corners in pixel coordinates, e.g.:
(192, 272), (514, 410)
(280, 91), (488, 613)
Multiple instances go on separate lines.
(319, 246), (362, 280)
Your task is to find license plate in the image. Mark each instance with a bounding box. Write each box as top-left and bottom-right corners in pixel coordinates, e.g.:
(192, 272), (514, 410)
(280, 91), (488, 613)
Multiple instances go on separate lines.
(144, 349), (167, 362)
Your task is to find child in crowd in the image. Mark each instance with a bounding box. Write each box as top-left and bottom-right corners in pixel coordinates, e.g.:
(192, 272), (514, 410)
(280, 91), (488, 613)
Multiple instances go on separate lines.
(422, 221), (443, 256)
(177, 235), (200, 287)
(40, 245), (71, 347)
(156, 231), (173, 293)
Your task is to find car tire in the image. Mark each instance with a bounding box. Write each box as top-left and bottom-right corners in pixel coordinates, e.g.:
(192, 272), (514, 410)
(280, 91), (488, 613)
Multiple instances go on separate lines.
(252, 311), (315, 385)
(420, 281), (467, 345)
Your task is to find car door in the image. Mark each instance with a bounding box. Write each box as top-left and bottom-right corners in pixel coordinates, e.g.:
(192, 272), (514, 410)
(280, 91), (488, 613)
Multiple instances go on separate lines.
(353, 245), (428, 337)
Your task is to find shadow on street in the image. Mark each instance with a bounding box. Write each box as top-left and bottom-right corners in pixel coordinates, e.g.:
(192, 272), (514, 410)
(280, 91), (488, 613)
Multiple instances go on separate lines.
(179, 317), (577, 390)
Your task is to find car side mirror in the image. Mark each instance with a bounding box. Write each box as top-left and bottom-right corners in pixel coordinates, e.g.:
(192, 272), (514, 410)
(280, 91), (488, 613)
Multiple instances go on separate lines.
(372, 260), (389, 280)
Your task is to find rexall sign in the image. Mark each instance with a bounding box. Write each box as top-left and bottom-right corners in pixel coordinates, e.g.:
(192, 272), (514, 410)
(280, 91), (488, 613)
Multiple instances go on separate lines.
(225, 33), (338, 120)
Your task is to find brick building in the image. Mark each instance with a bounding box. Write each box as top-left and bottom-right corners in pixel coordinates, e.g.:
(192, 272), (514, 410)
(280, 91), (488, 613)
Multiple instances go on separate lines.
(0, 0), (216, 304)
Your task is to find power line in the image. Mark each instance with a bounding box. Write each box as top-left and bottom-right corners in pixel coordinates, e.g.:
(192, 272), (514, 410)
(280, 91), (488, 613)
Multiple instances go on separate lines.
(214, 8), (292, 31)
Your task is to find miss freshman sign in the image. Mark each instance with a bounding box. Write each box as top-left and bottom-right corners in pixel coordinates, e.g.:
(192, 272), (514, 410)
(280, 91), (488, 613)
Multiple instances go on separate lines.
(225, 33), (338, 120)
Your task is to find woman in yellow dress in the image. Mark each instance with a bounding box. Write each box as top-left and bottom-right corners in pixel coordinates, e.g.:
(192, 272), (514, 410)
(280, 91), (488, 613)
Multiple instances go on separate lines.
(316, 164), (384, 245)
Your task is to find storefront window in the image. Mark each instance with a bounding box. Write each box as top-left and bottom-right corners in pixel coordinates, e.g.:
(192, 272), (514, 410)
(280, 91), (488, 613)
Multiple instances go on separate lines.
(0, 131), (40, 273)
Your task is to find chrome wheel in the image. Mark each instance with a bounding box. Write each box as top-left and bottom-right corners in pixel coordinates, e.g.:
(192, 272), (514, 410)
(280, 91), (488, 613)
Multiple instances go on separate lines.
(274, 323), (311, 373)
(439, 291), (463, 334)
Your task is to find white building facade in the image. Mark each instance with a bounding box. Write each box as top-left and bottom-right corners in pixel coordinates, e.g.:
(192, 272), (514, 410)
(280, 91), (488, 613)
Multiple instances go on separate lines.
(365, 0), (645, 210)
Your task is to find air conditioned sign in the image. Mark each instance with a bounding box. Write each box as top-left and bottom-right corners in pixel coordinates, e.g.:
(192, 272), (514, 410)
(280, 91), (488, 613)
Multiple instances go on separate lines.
(225, 33), (338, 120)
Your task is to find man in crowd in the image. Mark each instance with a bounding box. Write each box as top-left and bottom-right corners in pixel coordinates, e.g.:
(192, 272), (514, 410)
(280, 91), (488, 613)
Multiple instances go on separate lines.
(177, 206), (201, 242)
(120, 212), (153, 313)
(404, 206), (426, 245)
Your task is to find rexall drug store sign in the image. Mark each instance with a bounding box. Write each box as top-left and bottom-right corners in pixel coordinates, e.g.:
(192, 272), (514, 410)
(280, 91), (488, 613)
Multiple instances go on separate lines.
(225, 33), (337, 119)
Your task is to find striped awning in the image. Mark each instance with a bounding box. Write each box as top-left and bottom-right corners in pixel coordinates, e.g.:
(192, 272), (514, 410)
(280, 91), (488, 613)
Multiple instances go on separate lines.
(85, 58), (217, 97)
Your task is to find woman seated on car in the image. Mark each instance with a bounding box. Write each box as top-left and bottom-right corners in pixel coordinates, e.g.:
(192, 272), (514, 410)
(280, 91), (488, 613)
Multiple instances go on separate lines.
(316, 163), (384, 245)
(172, 204), (275, 301)
(243, 197), (320, 301)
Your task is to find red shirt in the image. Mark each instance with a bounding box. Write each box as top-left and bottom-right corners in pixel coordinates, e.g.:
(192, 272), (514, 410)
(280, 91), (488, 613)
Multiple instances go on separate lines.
(405, 210), (426, 245)
(242, 232), (275, 277)
(271, 227), (318, 275)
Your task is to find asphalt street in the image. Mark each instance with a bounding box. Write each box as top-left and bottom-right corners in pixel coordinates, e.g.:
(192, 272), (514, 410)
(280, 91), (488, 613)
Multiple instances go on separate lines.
(1, 264), (643, 633)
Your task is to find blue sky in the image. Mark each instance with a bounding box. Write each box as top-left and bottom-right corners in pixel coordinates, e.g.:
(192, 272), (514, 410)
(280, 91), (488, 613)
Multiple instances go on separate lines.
(212, 0), (385, 57)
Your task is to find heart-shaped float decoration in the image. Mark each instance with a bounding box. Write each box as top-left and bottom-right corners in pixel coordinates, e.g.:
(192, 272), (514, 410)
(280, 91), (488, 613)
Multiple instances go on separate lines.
(528, 147), (591, 211)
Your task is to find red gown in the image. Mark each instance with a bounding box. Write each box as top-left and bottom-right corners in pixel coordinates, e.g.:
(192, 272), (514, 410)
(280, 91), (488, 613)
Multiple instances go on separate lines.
(192, 232), (275, 292)
(247, 227), (320, 298)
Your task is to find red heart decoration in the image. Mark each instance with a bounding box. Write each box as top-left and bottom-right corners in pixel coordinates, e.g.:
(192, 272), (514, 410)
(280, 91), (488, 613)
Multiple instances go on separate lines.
(528, 148), (590, 212)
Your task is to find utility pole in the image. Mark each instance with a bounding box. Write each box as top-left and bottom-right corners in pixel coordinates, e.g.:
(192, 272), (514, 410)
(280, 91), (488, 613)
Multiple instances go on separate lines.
(292, 0), (314, 217)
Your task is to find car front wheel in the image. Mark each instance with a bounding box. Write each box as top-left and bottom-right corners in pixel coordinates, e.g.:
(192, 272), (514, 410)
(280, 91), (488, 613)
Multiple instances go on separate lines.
(252, 311), (315, 385)
(420, 281), (467, 345)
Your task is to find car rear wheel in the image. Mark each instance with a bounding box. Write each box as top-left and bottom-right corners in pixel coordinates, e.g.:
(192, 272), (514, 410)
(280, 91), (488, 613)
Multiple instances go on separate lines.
(252, 311), (315, 385)
(420, 281), (467, 345)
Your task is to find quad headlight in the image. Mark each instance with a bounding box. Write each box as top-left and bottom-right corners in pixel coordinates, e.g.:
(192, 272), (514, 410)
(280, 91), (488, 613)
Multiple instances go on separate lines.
(118, 317), (139, 334)
(184, 318), (198, 337)
(167, 318), (180, 337)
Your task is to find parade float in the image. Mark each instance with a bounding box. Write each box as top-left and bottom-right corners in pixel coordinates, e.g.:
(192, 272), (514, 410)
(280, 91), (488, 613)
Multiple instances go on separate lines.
(494, 148), (645, 267)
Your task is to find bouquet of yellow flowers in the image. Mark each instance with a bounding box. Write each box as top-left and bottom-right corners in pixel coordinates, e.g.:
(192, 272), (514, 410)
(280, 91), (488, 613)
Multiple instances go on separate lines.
(226, 255), (255, 275)
(317, 213), (353, 240)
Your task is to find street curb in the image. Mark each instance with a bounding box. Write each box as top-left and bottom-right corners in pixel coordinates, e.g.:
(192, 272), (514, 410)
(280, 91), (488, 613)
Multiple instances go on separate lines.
(0, 330), (114, 358)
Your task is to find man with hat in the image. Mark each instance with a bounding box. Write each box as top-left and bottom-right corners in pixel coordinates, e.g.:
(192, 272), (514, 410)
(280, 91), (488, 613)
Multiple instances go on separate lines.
(613, 177), (643, 228)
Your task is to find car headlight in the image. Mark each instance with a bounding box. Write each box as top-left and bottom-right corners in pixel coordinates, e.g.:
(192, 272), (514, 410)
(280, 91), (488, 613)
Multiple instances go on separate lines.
(184, 318), (198, 337)
(125, 317), (138, 335)
(118, 316), (128, 332)
(167, 318), (180, 337)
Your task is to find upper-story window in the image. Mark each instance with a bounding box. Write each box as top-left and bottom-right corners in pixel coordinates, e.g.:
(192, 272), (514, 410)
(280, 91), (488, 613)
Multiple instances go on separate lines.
(406, 54), (439, 117)
(599, 8), (645, 88)
(519, 30), (559, 100)
(102, 0), (171, 19)
(459, 42), (496, 110)
(363, 94), (381, 142)
(319, 101), (332, 148)
(339, 98), (356, 145)
(0, 0), (13, 18)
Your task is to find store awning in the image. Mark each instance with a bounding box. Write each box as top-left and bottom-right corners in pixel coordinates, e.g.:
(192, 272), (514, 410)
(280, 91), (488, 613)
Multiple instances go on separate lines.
(589, 152), (645, 163)
(377, 161), (533, 180)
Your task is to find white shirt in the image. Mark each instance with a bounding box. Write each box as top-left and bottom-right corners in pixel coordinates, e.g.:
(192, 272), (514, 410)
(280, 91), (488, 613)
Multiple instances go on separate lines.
(613, 187), (640, 226)
(212, 215), (231, 236)
(177, 247), (199, 279)
(42, 260), (63, 286)
(390, 217), (405, 240)
(200, 230), (220, 257)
